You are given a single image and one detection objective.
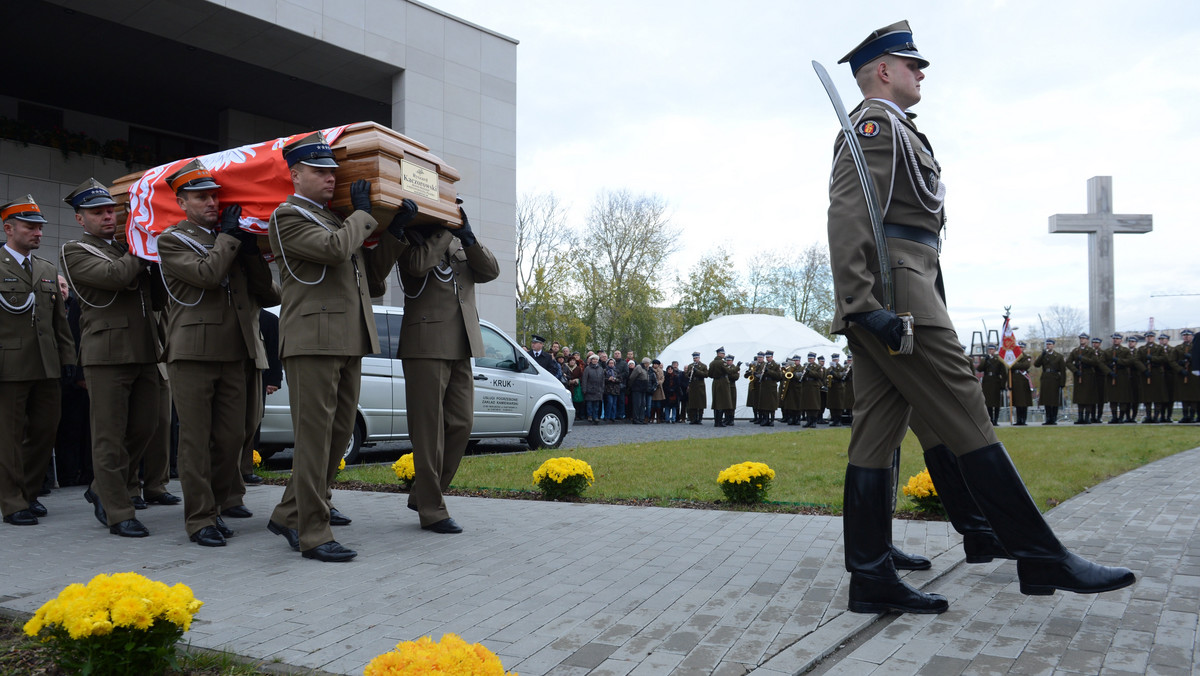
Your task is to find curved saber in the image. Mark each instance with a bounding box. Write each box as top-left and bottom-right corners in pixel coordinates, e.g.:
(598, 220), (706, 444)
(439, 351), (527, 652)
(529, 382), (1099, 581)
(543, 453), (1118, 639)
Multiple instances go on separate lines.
(813, 60), (912, 354)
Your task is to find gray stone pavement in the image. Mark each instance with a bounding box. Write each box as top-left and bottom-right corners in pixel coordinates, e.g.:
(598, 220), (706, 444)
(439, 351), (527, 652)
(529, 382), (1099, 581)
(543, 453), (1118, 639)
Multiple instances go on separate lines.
(2, 441), (1197, 675)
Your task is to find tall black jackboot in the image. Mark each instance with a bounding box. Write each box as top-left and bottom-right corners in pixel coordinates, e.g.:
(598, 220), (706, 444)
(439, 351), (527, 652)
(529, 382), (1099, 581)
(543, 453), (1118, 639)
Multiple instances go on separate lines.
(1142, 404), (1155, 423)
(887, 448), (931, 571)
(829, 409), (842, 427)
(1107, 404), (1120, 424)
(804, 411), (816, 429)
(713, 411), (723, 427)
(1044, 406), (1057, 425)
(1016, 407), (1027, 425)
(958, 443), (1136, 596)
(923, 445), (1011, 564)
(844, 464), (948, 614)
(763, 412), (774, 427)
(1075, 405), (1087, 424)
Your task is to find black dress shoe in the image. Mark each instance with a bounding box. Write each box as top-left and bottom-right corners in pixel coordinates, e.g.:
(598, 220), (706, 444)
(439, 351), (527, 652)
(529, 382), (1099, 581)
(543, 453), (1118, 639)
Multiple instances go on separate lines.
(407, 503), (418, 512)
(109, 519), (150, 538)
(242, 473), (264, 485)
(329, 507), (352, 526)
(3, 509), (38, 526)
(301, 540), (357, 562)
(214, 516), (236, 539)
(189, 526), (226, 547)
(422, 517), (463, 534)
(27, 500), (47, 517)
(146, 492), (181, 506)
(221, 505), (253, 518)
(131, 496), (148, 510)
(84, 487), (107, 526)
(267, 520), (300, 551)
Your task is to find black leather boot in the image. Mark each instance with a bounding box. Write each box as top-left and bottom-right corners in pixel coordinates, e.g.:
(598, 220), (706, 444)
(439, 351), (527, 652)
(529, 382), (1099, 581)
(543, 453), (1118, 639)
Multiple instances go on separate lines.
(923, 445), (1011, 564)
(957, 443), (1136, 596)
(763, 412), (774, 427)
(844, 464), (948, 614)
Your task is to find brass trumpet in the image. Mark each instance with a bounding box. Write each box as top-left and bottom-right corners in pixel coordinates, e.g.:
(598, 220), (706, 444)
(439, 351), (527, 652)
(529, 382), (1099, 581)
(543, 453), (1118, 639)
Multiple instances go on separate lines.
(784, 370), (795, 379)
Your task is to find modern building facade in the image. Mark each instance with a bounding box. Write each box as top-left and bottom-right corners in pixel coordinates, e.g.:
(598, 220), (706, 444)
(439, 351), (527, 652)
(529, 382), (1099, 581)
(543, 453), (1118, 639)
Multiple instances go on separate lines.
(0, 0), (518, 333)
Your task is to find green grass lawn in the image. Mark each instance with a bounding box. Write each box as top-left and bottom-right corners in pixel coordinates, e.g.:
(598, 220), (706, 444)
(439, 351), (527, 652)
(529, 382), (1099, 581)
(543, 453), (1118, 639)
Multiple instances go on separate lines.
(314, 426), (1199, 515)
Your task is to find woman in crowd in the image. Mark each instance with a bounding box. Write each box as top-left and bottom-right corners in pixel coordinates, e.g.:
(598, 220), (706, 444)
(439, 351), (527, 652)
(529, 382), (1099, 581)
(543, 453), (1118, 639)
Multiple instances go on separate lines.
(603, 358), (620, 421)
(582, 354), (605, 424)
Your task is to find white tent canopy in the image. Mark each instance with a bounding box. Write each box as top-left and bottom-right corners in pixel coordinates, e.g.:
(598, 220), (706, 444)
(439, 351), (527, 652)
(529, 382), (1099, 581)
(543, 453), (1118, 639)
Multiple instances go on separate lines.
(657, 314), (841, 418)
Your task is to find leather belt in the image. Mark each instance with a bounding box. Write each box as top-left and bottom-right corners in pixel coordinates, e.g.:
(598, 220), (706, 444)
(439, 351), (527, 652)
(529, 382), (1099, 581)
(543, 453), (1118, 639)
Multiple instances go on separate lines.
(884, 223), (941, 252)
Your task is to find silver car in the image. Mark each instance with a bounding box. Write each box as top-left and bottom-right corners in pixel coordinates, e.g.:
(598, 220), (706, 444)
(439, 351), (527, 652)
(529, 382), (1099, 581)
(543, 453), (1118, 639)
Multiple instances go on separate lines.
(258, 305), (573, 462)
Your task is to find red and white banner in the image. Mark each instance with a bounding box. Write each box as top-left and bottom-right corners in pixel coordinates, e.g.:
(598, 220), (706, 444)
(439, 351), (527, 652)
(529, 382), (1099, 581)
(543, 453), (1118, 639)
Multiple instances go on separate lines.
(999, 314), (1022, 366)
(123, 125), (352, 261)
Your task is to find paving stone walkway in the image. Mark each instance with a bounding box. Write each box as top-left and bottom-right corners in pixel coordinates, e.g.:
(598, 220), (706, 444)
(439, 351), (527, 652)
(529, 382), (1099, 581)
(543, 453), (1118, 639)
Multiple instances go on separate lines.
(3, 442), (1196, 675)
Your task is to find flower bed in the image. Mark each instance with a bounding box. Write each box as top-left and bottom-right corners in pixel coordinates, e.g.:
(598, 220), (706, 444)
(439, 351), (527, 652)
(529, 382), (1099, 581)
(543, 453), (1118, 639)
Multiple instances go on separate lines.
(717, 461), (775, 504)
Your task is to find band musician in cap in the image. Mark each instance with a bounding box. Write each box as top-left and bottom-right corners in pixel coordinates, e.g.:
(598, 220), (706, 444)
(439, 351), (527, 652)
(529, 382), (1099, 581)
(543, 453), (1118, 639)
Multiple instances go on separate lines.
(682, 350), (708, 424)
(0, 195), (75, 526)
(824, 21), (1133, 614)
(158, 160), (281, 549)
(266, 132), (409, 560)
(60, 179), (177, 538)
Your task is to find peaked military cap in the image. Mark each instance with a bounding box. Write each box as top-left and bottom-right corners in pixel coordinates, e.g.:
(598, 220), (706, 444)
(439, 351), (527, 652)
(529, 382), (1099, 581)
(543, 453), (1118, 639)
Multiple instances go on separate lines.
(0, 195), (47, 223)
(1045, 339), (1056, 345)
(282, 131), (338, 168)
(791, 355), (802, 361)
(1145, 331), (1156, 337)
(1111, 333), (1122, 340)
(840, 20), (928, 74)
(1126, 335), (1139, 342)
(818, 355), (825, 361)
(530, 335), (546, 343)
(1091, 338), (1102, 343)
(764, 350), (774, 356)
(166, 159), (220, 193)
(986, 343), (997, 349)
(832, 353), (841, 359)
(1183, 329), (1194, 336)
(65, 178), (117, 210)
(691, 351), (701, 357)
(756, 351), (765, 357)
(715, 346), (725, 353)
(1159, 334), (1169, 339)
(724, 354), (734, 361)
(1078, 333), (1089, 339)
(807, 352), (817, 358)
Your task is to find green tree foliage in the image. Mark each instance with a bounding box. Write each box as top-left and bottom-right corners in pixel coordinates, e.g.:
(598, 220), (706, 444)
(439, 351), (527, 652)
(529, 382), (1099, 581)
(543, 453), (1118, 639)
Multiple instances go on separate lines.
(674, 249), (739, 332)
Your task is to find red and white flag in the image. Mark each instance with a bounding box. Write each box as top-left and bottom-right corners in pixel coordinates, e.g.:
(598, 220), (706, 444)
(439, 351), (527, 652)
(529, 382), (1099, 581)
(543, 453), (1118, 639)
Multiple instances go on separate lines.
(999, 314), (1022, 366)
(122, 124), (355, 261)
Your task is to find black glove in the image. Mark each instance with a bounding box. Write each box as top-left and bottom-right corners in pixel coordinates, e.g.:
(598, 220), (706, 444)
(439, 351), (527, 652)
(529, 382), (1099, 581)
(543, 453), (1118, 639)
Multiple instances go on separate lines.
(847, 308), (904, 352)
(112, 240), (129, 255)
(387, 198), (418, 241)
(456, 206), (477, 248)
(350, 179), (372, 214)
(61, 364), (76, 382)
(218, 204), (243, 236)
(233, 229), (260, 255)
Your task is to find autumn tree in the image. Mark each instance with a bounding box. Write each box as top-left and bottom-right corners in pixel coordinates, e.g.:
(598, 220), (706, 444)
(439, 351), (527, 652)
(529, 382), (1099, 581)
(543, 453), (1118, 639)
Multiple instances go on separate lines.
(674, 249), (739, 332)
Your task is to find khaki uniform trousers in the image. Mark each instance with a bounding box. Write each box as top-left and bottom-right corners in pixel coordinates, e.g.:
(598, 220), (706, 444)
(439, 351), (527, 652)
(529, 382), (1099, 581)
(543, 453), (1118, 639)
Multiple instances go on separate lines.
(141, 371), (172, 500)
(85, 363), (167, 525)
(167, 359), (247, 537)
(846, 325), (997, 469)
(270, 355), (360, 552)
(223, 366), (262, 511)
(403, 358), (473, 526)
(0, 379), (59, 517)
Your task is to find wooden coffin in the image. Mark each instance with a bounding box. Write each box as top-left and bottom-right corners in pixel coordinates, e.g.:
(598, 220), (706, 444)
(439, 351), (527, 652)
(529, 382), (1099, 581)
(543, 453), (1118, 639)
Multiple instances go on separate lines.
(108, 121), (461, 240)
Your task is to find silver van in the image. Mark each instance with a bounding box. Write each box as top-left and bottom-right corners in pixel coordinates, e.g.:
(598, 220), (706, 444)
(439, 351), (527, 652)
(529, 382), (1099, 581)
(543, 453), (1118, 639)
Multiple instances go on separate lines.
(258, 305), (573, 462)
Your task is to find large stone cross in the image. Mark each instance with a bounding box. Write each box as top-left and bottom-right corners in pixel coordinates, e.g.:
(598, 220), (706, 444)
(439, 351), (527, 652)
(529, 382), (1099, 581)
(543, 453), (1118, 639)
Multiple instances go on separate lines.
(1048, 176), (1152, 341)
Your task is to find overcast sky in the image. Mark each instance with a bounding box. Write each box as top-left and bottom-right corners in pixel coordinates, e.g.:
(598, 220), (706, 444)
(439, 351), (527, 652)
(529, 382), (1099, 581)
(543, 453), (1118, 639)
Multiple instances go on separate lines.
(433, 0), (1198, 340)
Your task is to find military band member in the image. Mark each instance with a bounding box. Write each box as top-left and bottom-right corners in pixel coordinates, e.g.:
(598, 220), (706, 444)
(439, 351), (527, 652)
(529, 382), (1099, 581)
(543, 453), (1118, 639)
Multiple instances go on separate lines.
(825, 21), (1132, 614)
(60, 179), (177, 538)
(1172, 330), (1197, 423)
(799, 352), (824, 428)
(976, 345), (1006, 426)
(1067, 333), (1100, 424)
(826, 353), (849, 426)
(1157, 333), (1176, 422)
(1008, 343), (1032, 425)
(723, 354), (739, 425)
(746, 352), (764, 423)
(266, 134), (405, 560)
(684, 350), (709, 424)
(0, 196), (76, 526)
(708, 348), (731, 427)
(756, 350), (782, 426)
(843, 354), (855, 424)
(1034, 339), (1065, 425)
(780, 355), (804, 425)
(1102, 334), (1136, 424)
(158, 161), (279, 548)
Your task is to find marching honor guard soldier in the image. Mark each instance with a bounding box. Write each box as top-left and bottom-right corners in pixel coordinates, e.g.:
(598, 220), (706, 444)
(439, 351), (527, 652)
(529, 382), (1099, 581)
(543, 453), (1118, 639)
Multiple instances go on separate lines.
(159, 161), (280, 548)
(1034, 339), (1065, 425)
(1009, 343), (1032, 425)
(799, 352), (824, 428)
(978, 344), (1007, 426)
(397, 201), (499, 534)
(723, 354), (740, 425)
(266, 133), (406, 560)
(827, 353), (849, 426)
(1067, 333), (1100, 424)
(710, 348), (729, 427)
(685, 350), (709, 424)
(1173, 330), (1197, 423)
(0, 195), (75, 526)
(60, 179), (177, 538)
(1135, 331), (1165, 423)
(824, 21), (1133, 614)
(1103, 333), (1136, 424)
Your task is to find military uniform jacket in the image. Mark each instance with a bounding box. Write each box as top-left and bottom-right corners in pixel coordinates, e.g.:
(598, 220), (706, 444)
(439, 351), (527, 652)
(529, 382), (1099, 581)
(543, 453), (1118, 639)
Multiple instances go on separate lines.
(1171, 342), (1198, 399)
(269, 196), (402, 359)
(757, 361), (782, 409)
(744, 364), (759, 398)
(1102, 345), (1137, 403)
(0, 251), (74, 380)
(1009, 354), (1033, 407)
(1136, 343), (1169, 402)
(828, 99), (949, 334)
(61, 233), (162, 366)
(1067, 346), (1102, 405)
(978, 356), (1007, 407)
(159, 221), (281, 367)
(1034, 350), (1066, 406)
(780, 366), (802, 409)
(396, 229), (499, 360)
(827, 364), (849, 409)
(709, 358), (732, 409)
(685, 360), (709, 407)
(799, 363), (824, 409)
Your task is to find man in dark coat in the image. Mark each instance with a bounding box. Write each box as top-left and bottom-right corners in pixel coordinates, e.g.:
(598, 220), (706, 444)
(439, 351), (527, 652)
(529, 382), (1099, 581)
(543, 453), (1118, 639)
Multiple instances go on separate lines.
(1034, 339), (1065, 425)
(684, 351), (708, 424)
